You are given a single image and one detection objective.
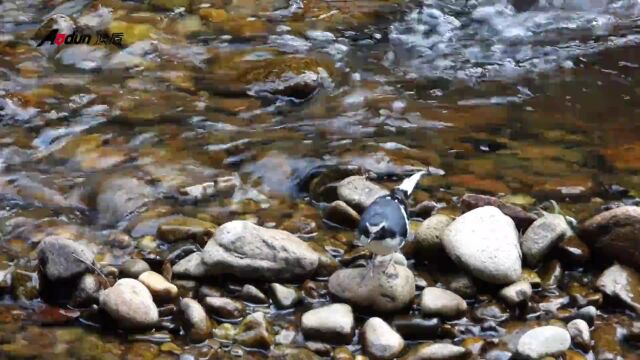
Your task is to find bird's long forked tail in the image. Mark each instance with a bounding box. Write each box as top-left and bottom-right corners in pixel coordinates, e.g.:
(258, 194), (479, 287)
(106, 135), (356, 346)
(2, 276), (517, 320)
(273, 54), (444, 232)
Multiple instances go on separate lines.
(397, 170), (427, 196)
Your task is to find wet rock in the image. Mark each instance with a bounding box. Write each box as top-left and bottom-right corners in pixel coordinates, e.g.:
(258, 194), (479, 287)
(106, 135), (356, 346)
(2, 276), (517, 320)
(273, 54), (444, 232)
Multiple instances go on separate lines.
(269, 283), (301, 309)
(328, 261), (415, 312)
(271, 346), (321, 359)
(516, 326), (571, 359)
(336, 176), (389, 212)
(202, 221), (319, 281)
(442, 272), (477, 298)
(138, 271), (178, 301)
(95, 177), (153, 226)
(540, 260), (563, 289)
(473, 302), (510, 322)
(415, 214), (453, 258)
(156, 217), (216, 244)
(180, 298), (212, 343)
(579, 206), (640, 269)
(558, 235), (591, 266)
(301, 303), (354, 344)
(596, 264), (640, 313)
(575, 306), (597, 327)
(391, 317), (441, 341)
(56, 45), (108, 70)
(120, 259), (151, 279)
(362, 317), (404, 360)
(173, 252), (209, 278)
(592, 323), (623, 360)
(37, 236), (95, 281)
(460, 194), (537, 231)
(149, 0), (189, 10)
(204, 297), (245, 320)
(235, 312), (273, 349)
(567, 319), (591, 351)
(323, 200), (361, 229)
(442, 206), (522, 284)
(240, 284), (269, 304)
(520, 214), (572, 266)
(99, 278), (159, 329)
(71, 273), (102, 306)
(420, 287), (467, 318)
(498, 280), (532, 306)
(406, 343), (469, 360)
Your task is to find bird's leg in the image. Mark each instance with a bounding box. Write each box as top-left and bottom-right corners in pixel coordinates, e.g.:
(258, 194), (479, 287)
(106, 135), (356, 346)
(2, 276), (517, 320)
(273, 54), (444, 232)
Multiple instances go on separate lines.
(383, 253), (395, 274)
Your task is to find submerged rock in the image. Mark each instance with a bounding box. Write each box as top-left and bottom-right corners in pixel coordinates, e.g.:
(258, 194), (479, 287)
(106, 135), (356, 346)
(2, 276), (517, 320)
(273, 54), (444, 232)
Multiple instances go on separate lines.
(579, 206), (640, 269)
(95, 176), (153, 226)
(362, 317), (404, 359)
(328, 260), (415, 312)
(420, 287), (467, 318)
(596, 263), (640, 313)
(336, 176), (388, 212)
(99, 279), (159, 329)
(520, 214), (572, 266)
(516, 326), (571, 359)
(37, 236), (95, 282)
(301, 303), (354, 344)
(323, 200), (361, 229)
(442, 206), (522, 284)
(202, 221), (320, 281)
(204, 297), (245, 320)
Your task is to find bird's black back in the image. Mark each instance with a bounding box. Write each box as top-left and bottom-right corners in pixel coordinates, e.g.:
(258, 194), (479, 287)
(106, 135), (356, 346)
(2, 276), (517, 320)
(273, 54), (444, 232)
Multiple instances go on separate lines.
(358, 194), (408, 241)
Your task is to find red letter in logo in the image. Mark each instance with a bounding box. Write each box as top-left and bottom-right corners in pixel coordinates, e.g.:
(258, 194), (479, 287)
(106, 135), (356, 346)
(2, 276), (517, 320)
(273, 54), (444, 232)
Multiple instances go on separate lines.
(55, 33), (65, 45)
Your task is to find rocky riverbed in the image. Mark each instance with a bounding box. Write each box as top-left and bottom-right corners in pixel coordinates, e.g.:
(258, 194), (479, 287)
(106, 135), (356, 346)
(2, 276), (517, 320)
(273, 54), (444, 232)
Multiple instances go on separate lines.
(2, 0), (640, 359)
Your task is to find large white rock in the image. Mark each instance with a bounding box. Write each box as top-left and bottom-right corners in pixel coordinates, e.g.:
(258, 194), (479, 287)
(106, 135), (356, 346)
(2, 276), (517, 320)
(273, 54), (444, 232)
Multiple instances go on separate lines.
(517, 326), (571, 359)
(362, 317), (404, 359)
(442, 206), (522, 284)
(99, 278), (159, 328)
(202, 221), (320, 281)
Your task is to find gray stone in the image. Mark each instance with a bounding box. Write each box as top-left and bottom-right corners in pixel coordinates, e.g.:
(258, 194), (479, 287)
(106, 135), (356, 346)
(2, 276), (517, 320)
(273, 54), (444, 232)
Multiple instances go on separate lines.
(407, 343), (469, 360)
(240, 284), (268, 304)
(415, 214), (453, 257)
(420, 287), (467, 318)
(362, 317), (404, 360)
(138, 271), (178, 300)
(270, 283), (301, 309)
(37, 236), (95, 281)
(301, 303), (354, 344)
(498, 281), (532, 306)
(235, 312), (274, 349)
(180, 298), (212, 342)
(516, 326), (571, 359)
(328, 260), (415, 312)
(336, 176), (388, 211)
(99, 278), (159, 328)
(202, 221), (319, 281)
(172, 252), (209, 278)
(520, 214), (572, 266)
(596, 263), (640, 313)
(567, 318), (591, 351)
(442, 206), (522, 284)
(120, 259), (151, 279)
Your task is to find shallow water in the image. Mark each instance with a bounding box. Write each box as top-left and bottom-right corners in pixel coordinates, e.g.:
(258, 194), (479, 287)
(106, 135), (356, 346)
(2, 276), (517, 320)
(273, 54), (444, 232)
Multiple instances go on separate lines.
(1, 0), (640, 358)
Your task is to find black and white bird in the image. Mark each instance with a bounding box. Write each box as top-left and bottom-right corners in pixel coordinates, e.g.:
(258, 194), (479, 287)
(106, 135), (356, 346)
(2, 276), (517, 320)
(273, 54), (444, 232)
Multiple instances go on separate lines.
(358, 170), (426, 270)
